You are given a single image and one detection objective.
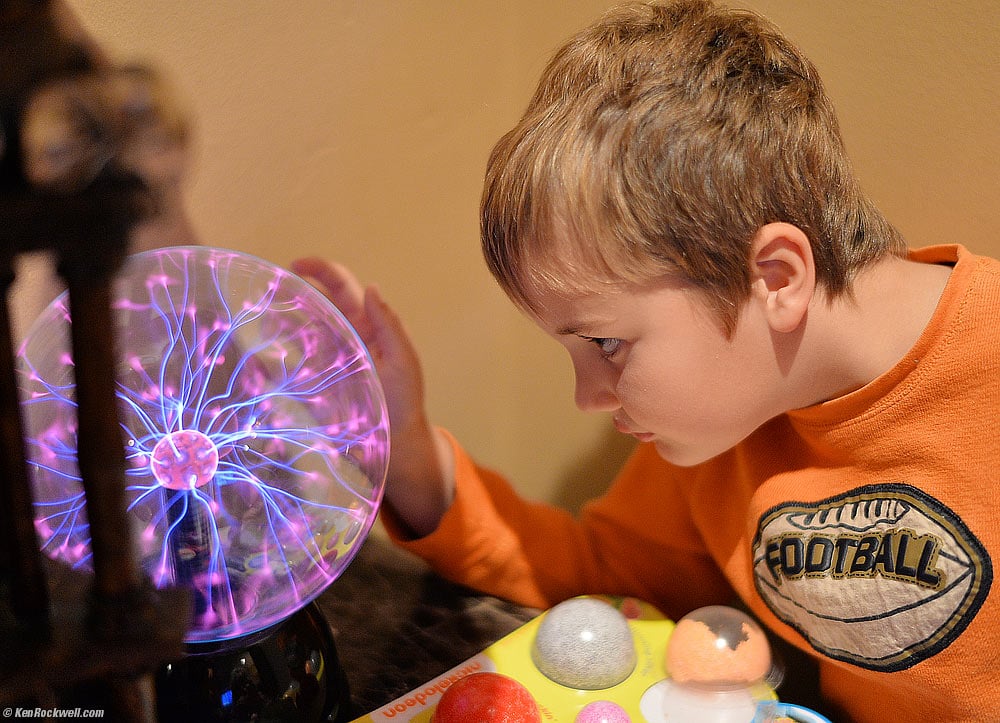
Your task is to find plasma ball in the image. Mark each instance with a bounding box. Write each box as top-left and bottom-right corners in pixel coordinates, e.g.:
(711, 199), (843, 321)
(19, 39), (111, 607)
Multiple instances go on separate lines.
(151, 430), (220, 490)
(18, 245), (390, 644)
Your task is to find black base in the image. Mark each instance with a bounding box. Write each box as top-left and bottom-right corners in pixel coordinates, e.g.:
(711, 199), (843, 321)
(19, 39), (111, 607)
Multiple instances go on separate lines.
(156, 602), (353, 722)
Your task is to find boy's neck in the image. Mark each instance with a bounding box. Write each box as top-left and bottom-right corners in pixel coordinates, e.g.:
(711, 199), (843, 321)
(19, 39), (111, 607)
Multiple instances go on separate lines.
(796, 254), (952, 406)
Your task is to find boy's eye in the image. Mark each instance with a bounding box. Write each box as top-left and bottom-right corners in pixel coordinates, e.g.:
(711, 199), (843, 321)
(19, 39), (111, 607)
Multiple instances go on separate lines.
(584, 336), (622, 356)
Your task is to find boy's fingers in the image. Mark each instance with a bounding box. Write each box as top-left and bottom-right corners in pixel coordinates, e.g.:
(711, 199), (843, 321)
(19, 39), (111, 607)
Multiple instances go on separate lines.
(292, 257), (366, 320)
(364, 286), (419, 369)
(363, 286), (397, 355)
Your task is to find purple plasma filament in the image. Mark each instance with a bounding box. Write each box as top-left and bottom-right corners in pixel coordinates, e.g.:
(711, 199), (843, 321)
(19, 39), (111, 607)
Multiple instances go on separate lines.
(151, 430), (219, 490)
(18, 246), (389, 644)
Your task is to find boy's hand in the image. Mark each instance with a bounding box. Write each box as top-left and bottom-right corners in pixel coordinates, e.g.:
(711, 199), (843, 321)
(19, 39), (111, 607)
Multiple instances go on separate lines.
(291, 257), (419, 425)
(291, 257), (455, 537)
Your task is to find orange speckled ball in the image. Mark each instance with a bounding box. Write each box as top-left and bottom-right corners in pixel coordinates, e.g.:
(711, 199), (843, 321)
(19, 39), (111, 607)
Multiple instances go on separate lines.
(665, 606), (771, 689)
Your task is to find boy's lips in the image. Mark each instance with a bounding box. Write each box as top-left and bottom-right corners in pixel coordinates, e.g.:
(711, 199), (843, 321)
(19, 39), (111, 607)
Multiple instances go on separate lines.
(614, 418), (654, 441)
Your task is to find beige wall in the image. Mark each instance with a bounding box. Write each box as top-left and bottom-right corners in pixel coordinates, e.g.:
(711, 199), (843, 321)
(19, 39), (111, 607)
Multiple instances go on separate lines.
(65, 1), (1000, 510)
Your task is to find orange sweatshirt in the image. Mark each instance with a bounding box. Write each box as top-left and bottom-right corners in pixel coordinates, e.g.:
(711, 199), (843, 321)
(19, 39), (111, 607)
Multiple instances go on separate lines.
(385, 245), (1000, 722)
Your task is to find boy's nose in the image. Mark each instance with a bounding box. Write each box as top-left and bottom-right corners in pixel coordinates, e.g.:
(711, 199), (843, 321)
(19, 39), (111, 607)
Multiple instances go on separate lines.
(574, 369), (619, 413)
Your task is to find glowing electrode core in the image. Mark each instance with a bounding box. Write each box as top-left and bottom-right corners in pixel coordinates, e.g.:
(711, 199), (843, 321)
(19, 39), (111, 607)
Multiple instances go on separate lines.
(151, 430), (219, 490)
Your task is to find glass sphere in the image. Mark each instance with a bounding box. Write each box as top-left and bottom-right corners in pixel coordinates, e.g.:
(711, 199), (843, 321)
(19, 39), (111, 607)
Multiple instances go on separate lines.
(19, 246), (389, 644)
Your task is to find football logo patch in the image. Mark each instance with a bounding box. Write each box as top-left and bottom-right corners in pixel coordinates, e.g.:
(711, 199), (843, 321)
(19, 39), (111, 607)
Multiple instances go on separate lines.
(752, 483), (992, 671)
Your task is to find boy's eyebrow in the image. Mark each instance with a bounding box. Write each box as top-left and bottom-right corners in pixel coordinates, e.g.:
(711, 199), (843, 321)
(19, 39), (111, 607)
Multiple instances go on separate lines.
(556, 321), (600, 337)
(555, 313), (617, 337)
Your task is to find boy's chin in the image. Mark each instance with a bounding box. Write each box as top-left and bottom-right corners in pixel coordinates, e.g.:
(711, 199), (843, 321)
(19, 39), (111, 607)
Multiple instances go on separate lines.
(653, 440), (723, 468)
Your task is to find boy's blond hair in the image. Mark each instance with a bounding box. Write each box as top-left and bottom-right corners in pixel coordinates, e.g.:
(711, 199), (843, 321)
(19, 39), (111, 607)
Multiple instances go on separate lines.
(481, 0), (905, 333)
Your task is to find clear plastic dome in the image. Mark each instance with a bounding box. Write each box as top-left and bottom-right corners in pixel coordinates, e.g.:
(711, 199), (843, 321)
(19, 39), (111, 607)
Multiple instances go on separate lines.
(18, 246), (389, 644)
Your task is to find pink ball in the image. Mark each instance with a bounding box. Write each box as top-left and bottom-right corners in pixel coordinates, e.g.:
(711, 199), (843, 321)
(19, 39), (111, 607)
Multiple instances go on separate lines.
(575, 700), (632, 722)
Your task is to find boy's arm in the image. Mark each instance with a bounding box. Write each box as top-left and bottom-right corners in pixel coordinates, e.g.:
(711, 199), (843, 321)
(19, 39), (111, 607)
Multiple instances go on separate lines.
(386, 433), (735, 618)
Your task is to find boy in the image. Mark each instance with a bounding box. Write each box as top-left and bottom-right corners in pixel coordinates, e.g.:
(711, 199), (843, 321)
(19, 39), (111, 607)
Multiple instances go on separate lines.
(295, 1), (1000, 720)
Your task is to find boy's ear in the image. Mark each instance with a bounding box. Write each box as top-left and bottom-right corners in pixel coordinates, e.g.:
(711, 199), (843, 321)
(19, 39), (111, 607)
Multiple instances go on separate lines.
(750, 222), (816, 334)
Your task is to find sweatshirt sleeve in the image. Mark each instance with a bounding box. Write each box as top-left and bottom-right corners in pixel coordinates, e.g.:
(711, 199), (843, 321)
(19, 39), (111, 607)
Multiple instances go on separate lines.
(381, 429), (733, 617)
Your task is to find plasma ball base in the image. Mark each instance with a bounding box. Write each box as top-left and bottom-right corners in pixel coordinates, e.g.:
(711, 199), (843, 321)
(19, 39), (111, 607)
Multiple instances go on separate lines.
(156, 603), (353, 723)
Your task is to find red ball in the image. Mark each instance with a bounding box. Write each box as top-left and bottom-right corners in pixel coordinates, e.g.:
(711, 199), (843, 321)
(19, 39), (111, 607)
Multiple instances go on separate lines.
(432, 672), (541, 723)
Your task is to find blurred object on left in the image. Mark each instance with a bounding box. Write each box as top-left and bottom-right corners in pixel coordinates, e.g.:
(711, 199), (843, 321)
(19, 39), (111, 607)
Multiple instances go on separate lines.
(3, 0), (189, 199)
(0, 1), (191, 721)
(20, 63), (188, 194)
